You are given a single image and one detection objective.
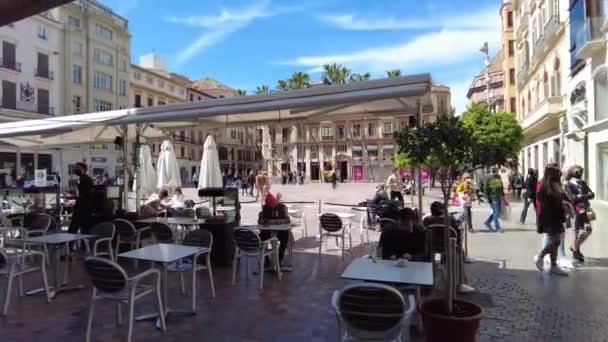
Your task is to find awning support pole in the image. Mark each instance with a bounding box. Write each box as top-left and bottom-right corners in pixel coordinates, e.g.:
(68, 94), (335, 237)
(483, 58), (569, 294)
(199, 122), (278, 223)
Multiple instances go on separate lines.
(122, 125), (129, 212)
(134, 124), (141, 215)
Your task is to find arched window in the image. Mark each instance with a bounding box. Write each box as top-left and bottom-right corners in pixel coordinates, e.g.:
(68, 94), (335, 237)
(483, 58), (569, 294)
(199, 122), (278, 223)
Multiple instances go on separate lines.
(536, 79), (541, 104)
(552, 57), (561, 96)
(543, 70), (549, 99)
(218, 146), (228, 161)
(522, 98), (526, 117)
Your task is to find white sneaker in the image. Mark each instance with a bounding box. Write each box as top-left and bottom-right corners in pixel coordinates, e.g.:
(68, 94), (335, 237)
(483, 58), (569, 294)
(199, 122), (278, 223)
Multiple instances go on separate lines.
(458, 284), (476, 293)
(558, 258), (574, 269)
(534, 255), (544, 271)
(549, 265), (569, 276)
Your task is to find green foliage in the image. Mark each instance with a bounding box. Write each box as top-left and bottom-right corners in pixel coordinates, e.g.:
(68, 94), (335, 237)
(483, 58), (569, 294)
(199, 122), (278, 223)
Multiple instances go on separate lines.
(234, 89), (247, 96)
(393, 152), (411, 168)
(276, 72), (311, 91)
(461, 103), (524, 168)
(386, 69), (402, 78)
(349, 72), (371, 83)
(322, 63), (352, 85)
(255, 85), (270, 94)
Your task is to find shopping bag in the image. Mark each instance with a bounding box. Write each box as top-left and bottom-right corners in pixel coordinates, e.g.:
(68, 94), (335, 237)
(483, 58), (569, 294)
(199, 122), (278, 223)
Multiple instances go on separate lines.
(499, 201), (511, 220)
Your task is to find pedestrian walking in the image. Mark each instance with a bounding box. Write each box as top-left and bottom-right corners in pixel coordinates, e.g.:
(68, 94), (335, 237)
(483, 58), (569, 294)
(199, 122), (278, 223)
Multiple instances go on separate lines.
(483, 168), (506, 232)
(68, 162), (94, 235)
(509, 170), (524, 200)
(385, 168), (404, 204)
(456, 173), (475, 232)
(564, 165), (595, 263)
(330, 170), (337, 189)
(520, 168), (538, 224)
(534, 163), (569, 276)
(255, 171), (265, 202)
(247, 170), (255, 196)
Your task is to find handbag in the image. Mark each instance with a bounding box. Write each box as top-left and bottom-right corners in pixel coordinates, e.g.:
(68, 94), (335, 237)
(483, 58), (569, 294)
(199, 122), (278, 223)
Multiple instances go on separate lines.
(586, 209), (597, 222)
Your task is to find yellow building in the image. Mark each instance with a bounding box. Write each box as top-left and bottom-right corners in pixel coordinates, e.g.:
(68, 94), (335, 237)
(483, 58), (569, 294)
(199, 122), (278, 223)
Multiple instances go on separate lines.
(501, 0), (517, 114)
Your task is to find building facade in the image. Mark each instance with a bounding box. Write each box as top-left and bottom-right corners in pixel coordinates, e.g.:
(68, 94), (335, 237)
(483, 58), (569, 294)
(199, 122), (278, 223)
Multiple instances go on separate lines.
(501, 0), (518, 114)
(467, 50), (505, 111)
(0, 11), (63, 182)
(514, 0), (568, 177)
(565, 0), (608, 202)
(260, 84), (451, 182)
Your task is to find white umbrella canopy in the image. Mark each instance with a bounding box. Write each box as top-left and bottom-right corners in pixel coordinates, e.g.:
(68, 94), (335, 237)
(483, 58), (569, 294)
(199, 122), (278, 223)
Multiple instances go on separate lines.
(198, 135), (222, 189)
(133, 144), (157, 198)
(156, 140), (181, 189)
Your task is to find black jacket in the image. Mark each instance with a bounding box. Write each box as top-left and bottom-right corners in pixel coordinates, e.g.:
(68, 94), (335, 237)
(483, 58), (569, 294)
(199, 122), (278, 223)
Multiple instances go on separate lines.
(524, 175), (538, 196)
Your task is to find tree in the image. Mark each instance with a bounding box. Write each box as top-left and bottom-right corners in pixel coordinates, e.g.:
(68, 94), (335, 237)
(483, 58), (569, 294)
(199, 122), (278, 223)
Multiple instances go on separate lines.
(349, 72), (371, 83)
(460, 103), (524, 170)
(276, 80), (290, 91)
(393, 152), (411, 169)
(288, 71), (311, 89)
(386, 69), (402, 78)
(321, 63), (351, 85)
(394, 115), (476, 314)
(255, 85), (270, 94)
(235, 89), (247, 96)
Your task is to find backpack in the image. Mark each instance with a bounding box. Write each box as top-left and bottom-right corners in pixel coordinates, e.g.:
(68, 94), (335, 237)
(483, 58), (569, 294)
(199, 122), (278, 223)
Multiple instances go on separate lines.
(258, 203), (291, 226)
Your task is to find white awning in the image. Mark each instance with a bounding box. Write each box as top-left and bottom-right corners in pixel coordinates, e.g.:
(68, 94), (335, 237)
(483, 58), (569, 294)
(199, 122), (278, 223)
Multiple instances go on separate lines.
(352, 146), (362, 151)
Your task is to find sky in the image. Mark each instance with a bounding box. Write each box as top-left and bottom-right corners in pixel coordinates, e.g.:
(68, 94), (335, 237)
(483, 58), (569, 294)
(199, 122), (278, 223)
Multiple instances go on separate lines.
(101, 0), (502, 114)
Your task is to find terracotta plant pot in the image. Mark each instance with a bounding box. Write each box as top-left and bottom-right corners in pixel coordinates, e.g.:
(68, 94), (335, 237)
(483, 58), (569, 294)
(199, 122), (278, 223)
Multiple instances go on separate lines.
(419, 298), (484, 342)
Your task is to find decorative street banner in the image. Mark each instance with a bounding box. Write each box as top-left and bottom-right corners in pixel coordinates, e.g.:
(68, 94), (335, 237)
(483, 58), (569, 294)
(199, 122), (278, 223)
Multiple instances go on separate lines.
(354, 165), (363, 181)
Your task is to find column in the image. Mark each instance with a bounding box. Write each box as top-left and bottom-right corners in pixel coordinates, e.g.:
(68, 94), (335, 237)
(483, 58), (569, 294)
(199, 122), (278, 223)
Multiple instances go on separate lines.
(33, 150), (39, 171)
(15, 147), (21, 178)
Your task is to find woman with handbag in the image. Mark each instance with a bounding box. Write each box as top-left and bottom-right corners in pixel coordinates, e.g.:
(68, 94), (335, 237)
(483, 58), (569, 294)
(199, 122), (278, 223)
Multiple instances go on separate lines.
(564, 165), (595, 263)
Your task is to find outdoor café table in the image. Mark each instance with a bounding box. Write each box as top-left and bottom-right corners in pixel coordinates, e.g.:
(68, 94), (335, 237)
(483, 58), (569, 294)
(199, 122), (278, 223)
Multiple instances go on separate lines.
(317, 212), (357, 220)
(23, 233), (95, 298)
(119, 243), (209, 329)
(137, 217), (207, 241)
(341, 257), (434, 286)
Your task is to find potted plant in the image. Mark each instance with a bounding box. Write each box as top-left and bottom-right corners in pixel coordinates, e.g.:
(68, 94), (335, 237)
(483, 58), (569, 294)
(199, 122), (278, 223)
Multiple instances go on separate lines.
(394, 116), (483, 342)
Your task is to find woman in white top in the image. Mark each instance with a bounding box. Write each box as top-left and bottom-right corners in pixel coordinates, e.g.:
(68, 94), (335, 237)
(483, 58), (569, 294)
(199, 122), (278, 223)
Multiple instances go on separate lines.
(167, 187), (185, 209)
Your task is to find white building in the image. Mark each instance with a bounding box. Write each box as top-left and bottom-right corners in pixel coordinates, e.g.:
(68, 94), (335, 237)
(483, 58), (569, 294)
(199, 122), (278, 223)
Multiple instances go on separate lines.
(0, 11), (63, 183)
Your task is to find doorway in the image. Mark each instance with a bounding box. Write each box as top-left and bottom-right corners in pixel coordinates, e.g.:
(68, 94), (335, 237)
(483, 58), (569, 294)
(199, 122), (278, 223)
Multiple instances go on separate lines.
(338, 161), (348, 181)
(310, 162), (320, 181)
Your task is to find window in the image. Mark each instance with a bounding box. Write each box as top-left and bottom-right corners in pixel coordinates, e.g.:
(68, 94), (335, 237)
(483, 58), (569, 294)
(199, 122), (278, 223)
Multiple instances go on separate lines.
(36, 52), (49, 78)
(147, 97), (154, 107)
(72, 41), (82, 56)
(510, 97), (516, 114)
(1, 80), (16, 109)
(551, 71), (561, 97)
(507, 11), (513, 28)
(169, 85), (175, 92)
(508, 40), (515, 57)
(367, 123), (376, 136)
(353, 147), (363, 158)
(190, 94), (194, 101)
(134, 94), (142, 107)
(146, 76), (153, 84)
(37, 88), (49, 114)
(553, 138), (560, 165)
(282, 127), (290, 142)
(310, 146), (318, 157)
(569, 0), (585, 73)
(352, 124), (361, 137)
(119, 80), (127, 96)
(594, 69), (608, 121)
(1, 41), (17, 70)
(323, 146), (333, 156)
(368, 149), (378, 158)
(93, 48), (113, 66)
(73, 95), (82, 113)
(297, 146), (304, 158)
(382, 122), (393, 135)
(72, 65), (82, 84)
(158, 79), (164, 88)
(119, 59), (127, 72)
(158, 100), (166, 106)
(321, 126), (334, 137)
(509, 68), (515, 85)
(93, 71), (112, 90)
(337, 125), (345, 139)
(37, 26), (47, 40)
(134, 72), (141, 80)
(93, 99), (113, 112)
(231, 130), (236, 139)
(95, 24), (113, 40)
(68, 16), (80, 29)
(179, 88), (185, 95)
(180, 147), (185, 158)
(337, 145), (347, 153)
(543, 71), (549, 98)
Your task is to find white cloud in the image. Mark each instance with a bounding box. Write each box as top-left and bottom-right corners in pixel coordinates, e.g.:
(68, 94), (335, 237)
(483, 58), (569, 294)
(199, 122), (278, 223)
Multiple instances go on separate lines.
(317, 8), (498, 31)
(167, 0), (275, 65)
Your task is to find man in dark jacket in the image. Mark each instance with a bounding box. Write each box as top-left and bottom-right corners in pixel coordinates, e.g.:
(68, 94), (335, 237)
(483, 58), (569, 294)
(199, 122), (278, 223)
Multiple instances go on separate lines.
(68, 162), (93, 234)
(378, 208), (427, 261)
(520, 168), (538, 224)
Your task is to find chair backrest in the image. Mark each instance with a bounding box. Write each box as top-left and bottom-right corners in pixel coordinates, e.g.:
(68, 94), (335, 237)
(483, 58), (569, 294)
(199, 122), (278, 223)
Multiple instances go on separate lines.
(195, 207), (211, 219)
(150, 222), (174, 243)
(183, 229), (213, 249)
(290, 204), (304, 219)
(337, 283), (406, 334)
(426, 224), (457, 254)
(84, 256), (128, 293)
(0, 249), (7, 269)
(90, 222), (115, 239)
(320, 213), (343, 233)
(233, 228), (262, 252)
(113, 219), (137, 239)
(181, 208), (196, 218)
(27, 213), (52, 233)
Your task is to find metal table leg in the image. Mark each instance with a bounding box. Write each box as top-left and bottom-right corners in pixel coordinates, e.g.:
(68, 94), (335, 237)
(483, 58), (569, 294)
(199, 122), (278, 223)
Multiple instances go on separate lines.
(26, 242), (84, 298)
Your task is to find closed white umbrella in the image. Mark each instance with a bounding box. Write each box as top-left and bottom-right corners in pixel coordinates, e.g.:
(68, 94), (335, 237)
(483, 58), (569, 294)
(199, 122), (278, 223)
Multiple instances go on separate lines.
(198, 135), (222, 189)
(133, 144), (157, 198)
(157, 140), (181, 189)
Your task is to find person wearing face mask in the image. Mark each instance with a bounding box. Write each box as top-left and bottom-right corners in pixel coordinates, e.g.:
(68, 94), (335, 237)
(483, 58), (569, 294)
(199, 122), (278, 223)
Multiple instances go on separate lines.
(68, 162), (94, 235)
(564, 165), (595, 263)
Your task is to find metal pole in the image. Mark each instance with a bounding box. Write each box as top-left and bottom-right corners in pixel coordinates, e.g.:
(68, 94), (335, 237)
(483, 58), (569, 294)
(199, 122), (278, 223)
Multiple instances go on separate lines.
(416, 101), (423, 221)
(122, 125), (129, 212)
(135, 124), (141, 215)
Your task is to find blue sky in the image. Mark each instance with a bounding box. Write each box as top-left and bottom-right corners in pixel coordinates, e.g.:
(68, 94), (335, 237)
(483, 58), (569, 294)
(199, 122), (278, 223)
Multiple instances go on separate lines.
(102, 0), (502, 113)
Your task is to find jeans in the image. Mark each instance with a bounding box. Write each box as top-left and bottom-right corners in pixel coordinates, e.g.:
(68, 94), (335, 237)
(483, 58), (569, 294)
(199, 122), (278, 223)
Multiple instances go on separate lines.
(520, 196), (536, 223)
(484, 200), (502, 230)
(390, 191), (404, 203)
(542, 233), (566, 258)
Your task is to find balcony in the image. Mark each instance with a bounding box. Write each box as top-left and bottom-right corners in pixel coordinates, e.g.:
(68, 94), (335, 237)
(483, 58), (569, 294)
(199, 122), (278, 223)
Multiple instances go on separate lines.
(575, 17), (607, 60)
(516, 60), (529, 86)
(0, 58), (21, 72)
(34, 68), (54, 80)
(516, 10), (529, 41)
(321, 135), (334, 141)
(532, 34), (546, 65)
(171, 135), (191, 143)
(544, 15), (563, 46)
(521, 95), (566, 132)
(0, 99), (54, 115)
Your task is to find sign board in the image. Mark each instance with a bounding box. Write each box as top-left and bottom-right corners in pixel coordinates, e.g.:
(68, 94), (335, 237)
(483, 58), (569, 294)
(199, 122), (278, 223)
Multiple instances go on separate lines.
(354, 165), (363, 181)
(34, 169), (47, 187)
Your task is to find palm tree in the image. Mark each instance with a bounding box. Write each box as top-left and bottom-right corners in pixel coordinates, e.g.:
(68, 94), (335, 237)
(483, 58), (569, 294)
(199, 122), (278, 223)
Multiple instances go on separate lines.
(386, 69), (402, 78)
(276, 80), (290, 91)
(255, 85), (270, 94)
(321, 63), (351, 85)
(288, 71), (311, 89)
(349, 72), (371, 83)
(234, 89), (247, 96)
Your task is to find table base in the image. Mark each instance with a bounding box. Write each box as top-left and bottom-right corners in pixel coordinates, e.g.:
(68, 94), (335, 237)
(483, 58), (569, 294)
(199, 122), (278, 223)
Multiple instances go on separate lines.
(25, 284), (85, 298)
(136, 308), (196, 329)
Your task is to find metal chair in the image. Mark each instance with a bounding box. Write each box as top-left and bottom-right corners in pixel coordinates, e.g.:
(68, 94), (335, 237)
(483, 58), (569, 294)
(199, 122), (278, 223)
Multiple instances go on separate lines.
(358, 215), (370, 244)
(425, 223), (459, 273)
(289, 203), (308, 237)
(89, 222), (116, 261)
(167, 230), (215, 311)
(1, 245), (51, 316)
(150, 222), (175, 243)
(232, 228), (281, 290)
(195, 206), (211, 220)
(319, 213), (352, 259)
(84, 257), (165, 342)
(331, 283), (415, 342)
(113, 219), (150, 268)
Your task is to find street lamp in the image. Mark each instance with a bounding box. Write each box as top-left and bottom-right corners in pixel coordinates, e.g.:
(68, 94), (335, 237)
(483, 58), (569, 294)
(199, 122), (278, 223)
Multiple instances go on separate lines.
(480, 42), (491, 107)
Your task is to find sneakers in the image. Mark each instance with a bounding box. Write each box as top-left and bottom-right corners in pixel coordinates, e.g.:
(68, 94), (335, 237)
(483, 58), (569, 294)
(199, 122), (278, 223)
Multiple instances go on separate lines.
(558, 258), (574, 269)
(484, 222), (493, 231)
(534, 255), (544, 271)
(549, 265), (569, 276)
(571, 248), (585, 263)
(457, 284), (476, 294)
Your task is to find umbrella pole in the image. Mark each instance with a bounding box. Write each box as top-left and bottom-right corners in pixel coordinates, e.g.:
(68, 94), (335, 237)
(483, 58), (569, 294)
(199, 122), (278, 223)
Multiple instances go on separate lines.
(134, 124), (141, 215)
(122, 125), (129, 213)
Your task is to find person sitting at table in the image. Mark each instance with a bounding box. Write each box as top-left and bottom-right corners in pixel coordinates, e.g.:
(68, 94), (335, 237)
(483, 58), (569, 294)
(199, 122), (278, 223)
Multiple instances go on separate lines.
(422, 201), (475, 294)
(258, 192), (290, 269)
(377, 207), (428, 261)
(141, 189), (170, 216)
(165, 187), (186, 216)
